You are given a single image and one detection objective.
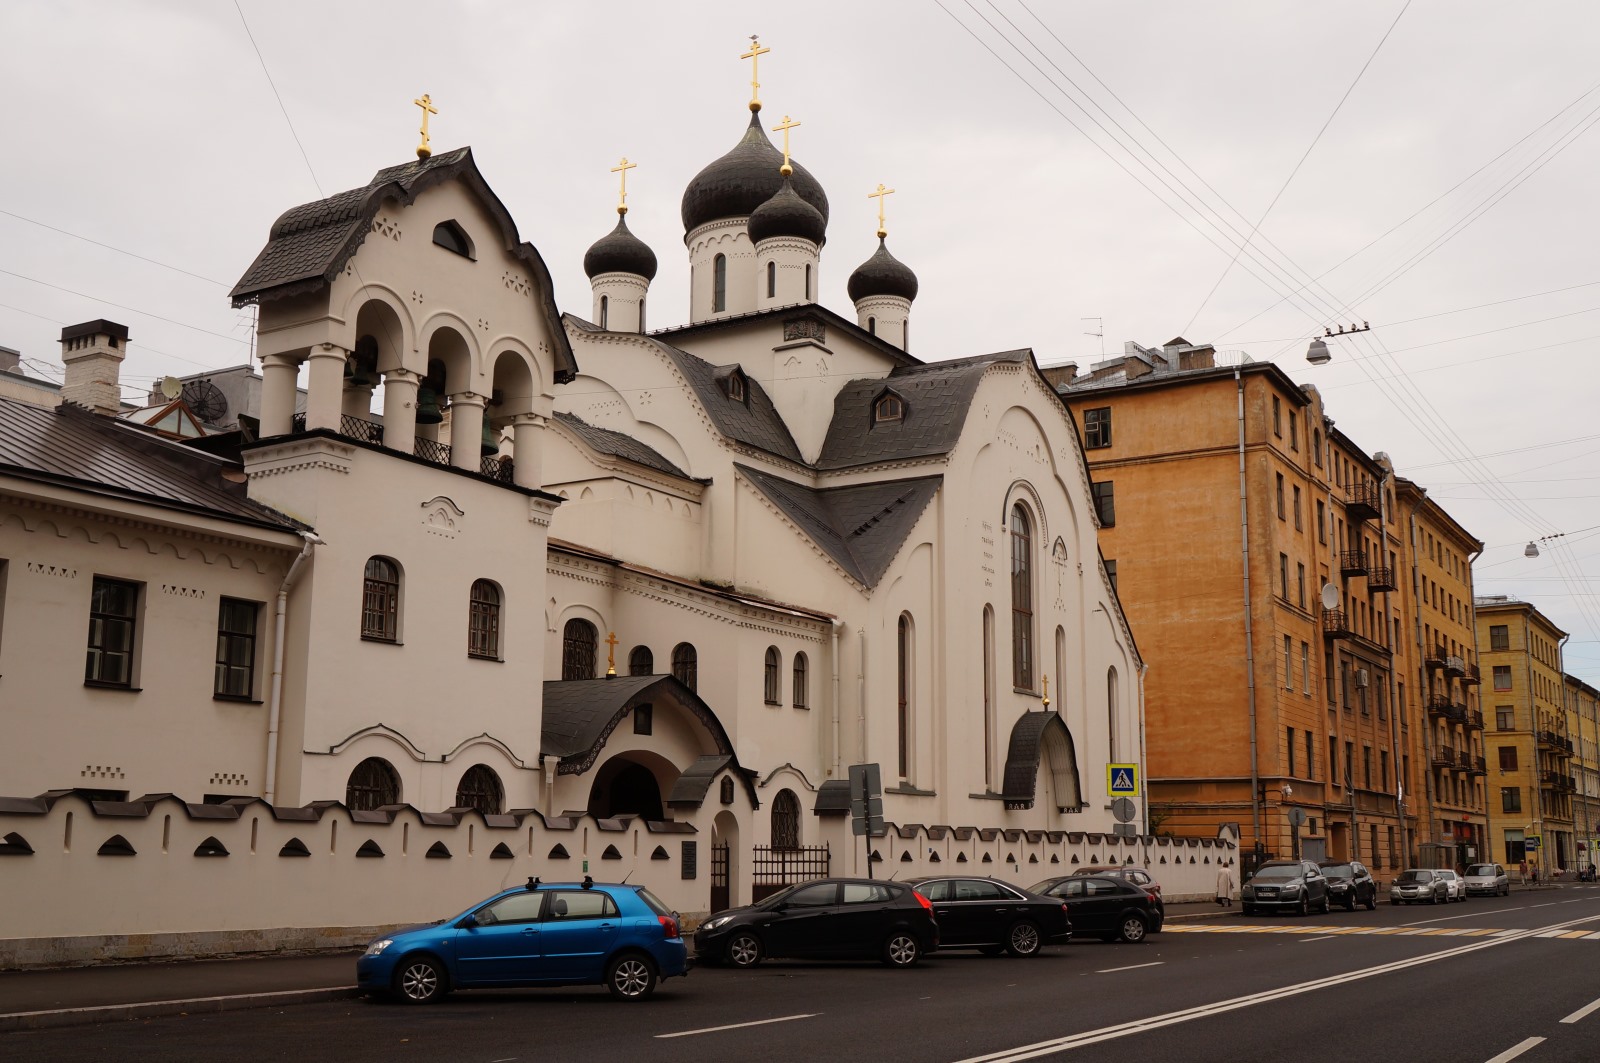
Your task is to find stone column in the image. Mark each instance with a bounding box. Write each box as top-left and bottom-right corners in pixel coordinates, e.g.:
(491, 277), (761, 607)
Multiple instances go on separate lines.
(381, 368), (419, 456)
(259, 353), (300, 437)
(304, 344), (348, 432)
(341, 382), (375, 421)
(511, 412), (547, 489)
(448, 392), (486, 472)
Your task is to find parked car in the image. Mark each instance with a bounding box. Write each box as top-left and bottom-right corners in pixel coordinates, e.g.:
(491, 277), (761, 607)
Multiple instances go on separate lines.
(1028, 875), (1160, 943)
(693, 878), (938, 968)
(1432, 869), (1467, 902)
(1390, 868), (1449, 905)
(1319, 860), (1378, 911)
(1239, 860), (1331, 916)
(1463, 863), (1510, 897)
(357, 878), (688, 1003)
(1070, 865), (1165, 929)
(906, 877), (1072, 956)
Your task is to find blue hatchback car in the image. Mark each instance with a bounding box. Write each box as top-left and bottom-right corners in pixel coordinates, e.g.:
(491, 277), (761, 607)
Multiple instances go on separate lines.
(358, 877), (688, 1003)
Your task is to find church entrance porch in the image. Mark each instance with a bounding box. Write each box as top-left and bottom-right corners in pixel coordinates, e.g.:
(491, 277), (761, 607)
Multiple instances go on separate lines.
(587, 755), (668, 820)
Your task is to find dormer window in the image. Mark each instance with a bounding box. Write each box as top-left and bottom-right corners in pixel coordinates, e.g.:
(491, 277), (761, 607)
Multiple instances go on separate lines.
(728, 371), (746, 403)
(873, 389), (905, 425)
(432, 220), (474, 259)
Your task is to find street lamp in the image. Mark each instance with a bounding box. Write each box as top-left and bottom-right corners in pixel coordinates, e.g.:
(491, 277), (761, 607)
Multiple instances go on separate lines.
(1305, 323), (1370, 364)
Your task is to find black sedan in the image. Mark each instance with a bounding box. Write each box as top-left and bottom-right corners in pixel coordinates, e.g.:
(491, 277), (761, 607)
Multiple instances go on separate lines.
(905, 877), (1072, 957)
(1028, 875), (1160, 943)
(1319, 860), (1378, 910)
(693, 878), (938, 968)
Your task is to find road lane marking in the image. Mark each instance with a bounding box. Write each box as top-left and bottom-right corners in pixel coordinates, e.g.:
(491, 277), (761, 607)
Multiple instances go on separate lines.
(1530, 902), (1557, 908)
(655, 1013), (819, 1039)
(1485, 1037), (1545, 1063)
(1095, 961), (1164, 974)
(1561, 994), (1600, 1024)
(1404, 906), (1527, 926)
(1300, 936), (1337, 943)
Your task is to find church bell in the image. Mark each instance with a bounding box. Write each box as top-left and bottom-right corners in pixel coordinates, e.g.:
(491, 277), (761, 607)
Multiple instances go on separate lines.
(481, 419), (499, 457)
(415, 387), (444, 425)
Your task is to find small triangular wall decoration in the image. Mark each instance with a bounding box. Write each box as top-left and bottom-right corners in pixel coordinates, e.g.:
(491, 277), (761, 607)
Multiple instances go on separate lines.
(356, 840), (384, 858)
(602, 844), (622, 860)
(651, 845), (670, 860)
(426, 841), (451, 859)
(194, 836), (229, 857)
(279, 837), (311, 858)
(97, 834), (136, 856)
(956, 852), (968, 863)
(490, 842), (514, 859)
(549, 844), (570, 859)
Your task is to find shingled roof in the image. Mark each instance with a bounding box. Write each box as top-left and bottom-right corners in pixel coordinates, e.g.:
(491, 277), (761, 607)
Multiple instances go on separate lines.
(230, 147), (576, 383)
(654, 343), (805, 464)
(737, 464), (941, 588)
(815, 349), (1030, 470)
(0, 396), (303, 533)
(552, 412), (695, 481)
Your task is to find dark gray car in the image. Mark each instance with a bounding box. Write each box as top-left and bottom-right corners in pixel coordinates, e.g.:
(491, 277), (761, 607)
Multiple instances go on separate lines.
(1240, 860), (1331, 916)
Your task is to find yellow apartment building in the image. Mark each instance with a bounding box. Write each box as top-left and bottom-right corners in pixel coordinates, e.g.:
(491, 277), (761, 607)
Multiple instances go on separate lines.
(1565, 675), (1599, 873)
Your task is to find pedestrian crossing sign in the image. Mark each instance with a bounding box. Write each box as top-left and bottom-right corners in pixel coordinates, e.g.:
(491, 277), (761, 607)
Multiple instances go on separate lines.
(1107, 763), (1139, 795)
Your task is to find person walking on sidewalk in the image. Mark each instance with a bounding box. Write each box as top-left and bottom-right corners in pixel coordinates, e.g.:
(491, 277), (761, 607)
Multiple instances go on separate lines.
(1216, 862), (1234, 907)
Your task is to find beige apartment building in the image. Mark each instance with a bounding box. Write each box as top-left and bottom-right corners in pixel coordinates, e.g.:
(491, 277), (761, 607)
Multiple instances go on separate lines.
(1567, 676), (1600, 873)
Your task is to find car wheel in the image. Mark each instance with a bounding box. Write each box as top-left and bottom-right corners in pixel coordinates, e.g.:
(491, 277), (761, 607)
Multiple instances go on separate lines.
(726, 931), (763, 969)
(395, 955), (448, 1005)
(1297, 895), (1309, 917)
(606, 953), (658, 1001)
(1344, 897), (1356, 911)
(1365, 893), (1377, 911)
(1241, 903), (1255, 916)
(883, 932), (922, 968)
(1318, 893), (1331, 915)
(1118, 914), (1148, 943)
(1007, 920), (1042, 957)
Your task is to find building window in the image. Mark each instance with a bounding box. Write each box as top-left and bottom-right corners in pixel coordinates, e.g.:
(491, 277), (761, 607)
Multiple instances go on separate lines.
(982, 607), (996, 787)
(639, 296), (646, 332)
(1279, 553), (1289, 600)
(1381, 750), (1390, 790)
(898, 614), (913, 778)
(1276, 473), (1286, 519)
(628, 646), (653, 676)
(1493, 666), (1512, 691)
(633, 704), (653, 734)
(1108, 667), (1119, 761)
(1091, 481), (1115, 527)
(1301, 642), (1311, 694)
(1010, 504), (1034, 689)
(727, 371), (746, 403)
(361, 557), (400, 642)
(432, 220), (473, 258)
(1288, 727), (1297, 776)
(1306, 731), (1315, 779)
(454, 764), (503, 815)
(1316, 500), (1326, 543)
(764, 646), (782, 705)
(806, 263), (813, 300)
(599, 294), (609, 329)
(85, 576), (139, 686)
(1490, 625), (1509, 651)
(1293, 486), (1303, 529)
(1496, 706), (1514, 730)
(792, 652), (809, 709)
(346, 757), (400, 811)
(1289, 411), (1298, 450)
(1103, 559), (1118, 593)
(214, 598), (259, 698)
(1272, 395), (1282, 436)
(468, 579), (501, 659)
(1502, 787), (1522, 813)
(712, 254), (727, 312)
(874, 391), (904, 424)
(1297, 564), (1306, 608)
(867, 315), (876, 334)
(562, 619), (597, 680)
(767, 261), (776, 298)
(1499, 746), (1518, 770)
(1083, 407), (1112, 449)
(772, 789), (801, 850)
(1313, 429), (1322, 465)
(1345, 742), (1354, 790)
(1329, 735), (1338, 785)
(1284, 635), (1294, 690)
(1363, 746), (1372, 788)
(671, 643), (697, 691)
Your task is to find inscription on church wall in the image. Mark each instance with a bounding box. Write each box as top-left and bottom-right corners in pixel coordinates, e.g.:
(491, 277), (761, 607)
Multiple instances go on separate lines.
(980, 521), (995, 587)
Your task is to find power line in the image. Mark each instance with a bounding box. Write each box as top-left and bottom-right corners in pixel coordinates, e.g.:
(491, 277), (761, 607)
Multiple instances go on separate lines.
(232, 0), (324, 199)
(0, 210), (229, 287)
(0, 269), (247, 345)
(0, 299), (242, 371)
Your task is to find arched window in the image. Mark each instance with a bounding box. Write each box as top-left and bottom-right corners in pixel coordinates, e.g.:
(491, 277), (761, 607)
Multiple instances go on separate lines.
(867, 316), (877, 335)
(982, 606), (995, 789)
(1054, 626), (1066, 708)
(772, 789), (801, 850)
(468, 579), (501, 659)
(792, 652), (809, 709)
(672, 642), (697, 691)
(628, 645), (653, 676)
(898, 614), (913, 779)
(431, 220), (474, 258)
(805, 263), (813, 301)
(599, 294), (609, 329)
(638, 296), (646, 332)
(719, 775), (735, 805)
(346, 757), (399, 811)
(712, 254), (727, 312)
(362, 557), (400, 642)
(1107, 667), (1120, 761)
(454, 764), (504, 815)
(766, 261), (776, 298)
(764, 646), (781, 704)
(1010, 504), (1034, 689)
(562, 619), (597, 680)
(873, 391), (904, 424)
(728, 372), (746, 403)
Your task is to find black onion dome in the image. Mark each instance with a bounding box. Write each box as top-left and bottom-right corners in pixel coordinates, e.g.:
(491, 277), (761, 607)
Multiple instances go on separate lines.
(681, 112), (829, 234)
(748, 177), (827, 246)
(583, 215), (658, 280)
(847, 237), (919, 302)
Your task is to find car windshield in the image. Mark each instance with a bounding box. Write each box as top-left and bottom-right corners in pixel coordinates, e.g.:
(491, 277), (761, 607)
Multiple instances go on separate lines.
(1466, 864), (1497, 877)
(1252, 866), (1300, 882)
(1435, 871), (1457, 880)
(1321, 864), (1354, 879)
(754, 884), (801, 910)
(1396, 870), (1432, 883)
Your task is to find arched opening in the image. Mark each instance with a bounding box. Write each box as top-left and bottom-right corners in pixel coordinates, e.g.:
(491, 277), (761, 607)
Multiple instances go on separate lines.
(599, 294), (609, 329)
(766, 261), (776, 298)
(454, 764), (504, 815)
(792, 652), (809, 709)
(346, 757), (400, 811)
(563, 618), (597, 680)
(628, 645), (653, 676)
(1108, 667), (1120, 761)
(362, 557), (400, 642)
(1010, 503), (1034, 688)
(588, 756), (667, 820)
(897, 614), (913, 779)
(712, 254), (727, 312)
(772, 789), (801, 850)
(1054, 626), (1066, 706)
(982, 605), (995, 789)
(764, 646), (781, 704)
(672, 643), (698, 691)
(868, 315), (877, 335)
(431, 220), (475, 259)
(468, 579), (501, 659)
(354, 297), (409, 375)
(712, 809), (740, 911)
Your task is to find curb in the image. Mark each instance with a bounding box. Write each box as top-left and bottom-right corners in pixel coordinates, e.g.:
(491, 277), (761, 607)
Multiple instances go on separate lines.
(0, 985), (362, 1033)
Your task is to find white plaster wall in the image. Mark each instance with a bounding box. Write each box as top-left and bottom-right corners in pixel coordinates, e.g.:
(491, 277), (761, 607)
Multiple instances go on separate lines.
(753, 236), (818, 310)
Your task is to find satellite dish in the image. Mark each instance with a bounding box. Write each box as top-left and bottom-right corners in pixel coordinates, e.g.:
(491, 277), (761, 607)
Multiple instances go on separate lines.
(1320, 583), (1340, 611)
(158, 375), (183, 400)
(181, 379), (229, 424)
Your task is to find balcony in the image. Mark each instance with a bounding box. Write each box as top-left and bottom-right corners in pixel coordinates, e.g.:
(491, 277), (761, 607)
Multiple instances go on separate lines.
(1339, 550), (1369, 578)
(1461, 662), (1481, 686)
(1322, 609), (1352, 640)
(1538, 731), (1575, 757)
(283, 413), (515, 485)
(1424, 643), (1449, 671)
(1466, 708), (1485, 731)
(1468, 755), (1487, 776)
(1426, 694), (1467, 724)
(1540, 770), (1577, 793)
(1346, 481), (1383, 522)
(1432, 745), (1458, 769)
(1445, 655), (1466, 677)
(1367, 566), (1397, 592)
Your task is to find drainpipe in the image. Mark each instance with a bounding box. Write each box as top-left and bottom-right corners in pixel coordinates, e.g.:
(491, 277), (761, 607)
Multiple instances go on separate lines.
(858, 629), (868, 765)
(1378, 470), (1407, 869)
(1236, 367), (1262, 856)
(831, 620), (843, 778)
(1466, 544), (1483, 869)
(1410, 512), (1432, 867)
(265, 531), (322, 804)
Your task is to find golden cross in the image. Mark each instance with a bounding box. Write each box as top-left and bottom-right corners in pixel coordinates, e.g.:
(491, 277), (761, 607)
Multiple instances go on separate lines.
(610, 157), (637, 215)
(772, 115), (801, 176)
(868, 183), (896, 238)
(604, 630), (619, 676)
(413, 94), (438, 160)
(741, 35), (770, 112)
(1041, 673), (1050, 709)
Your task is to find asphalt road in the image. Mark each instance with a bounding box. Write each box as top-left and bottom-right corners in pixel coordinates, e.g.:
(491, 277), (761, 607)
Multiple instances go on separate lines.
(10, 890), (1600, 1062)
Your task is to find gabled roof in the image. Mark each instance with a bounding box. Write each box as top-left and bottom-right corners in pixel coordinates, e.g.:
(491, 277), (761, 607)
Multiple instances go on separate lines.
(0, 396), (303, 533)
(815, 349), (1030, 470)
(654, 342), (805, 463)
(649, 302), (920, 367)
(230, 147), (576, 383)
(738, 464), (940, 588)
(552, 412), (696, 481)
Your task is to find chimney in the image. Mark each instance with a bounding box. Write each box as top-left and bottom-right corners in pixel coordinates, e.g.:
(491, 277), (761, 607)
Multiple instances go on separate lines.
(1178, 345), (1215, 371)
(60, 319), (128, 415)
(1039, 361), (1079, 391)
(0, 345), (19, 374)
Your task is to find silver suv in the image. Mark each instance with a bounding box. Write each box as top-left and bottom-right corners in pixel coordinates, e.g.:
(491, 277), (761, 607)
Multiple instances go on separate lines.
(1241, 860), (1331, 916)
(1463, 862), (1510, 897)
(1390, 868), (1449, 905)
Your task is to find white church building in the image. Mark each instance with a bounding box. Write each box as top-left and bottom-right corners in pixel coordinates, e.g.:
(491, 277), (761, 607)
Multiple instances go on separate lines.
(0, 66), (1239, 966)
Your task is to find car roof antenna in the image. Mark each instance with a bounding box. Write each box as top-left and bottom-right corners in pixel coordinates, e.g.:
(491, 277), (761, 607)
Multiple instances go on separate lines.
(620, 870), (633, 885)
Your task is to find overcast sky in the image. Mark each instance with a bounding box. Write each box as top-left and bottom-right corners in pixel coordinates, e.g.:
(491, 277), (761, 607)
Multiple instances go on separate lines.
(5, 1), (1598, 676)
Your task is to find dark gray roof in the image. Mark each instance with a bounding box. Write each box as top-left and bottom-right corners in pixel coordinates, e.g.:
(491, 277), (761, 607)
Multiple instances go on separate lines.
(815, 350), (1029, 471)
(814, 779), (851, 815)
(666, 755), (734, 806)
(1002, 711), (1083, 812)
(654, 343), (804, 463)
(847, 237), (918, 302)
(0, 397), (303, 533)
(737, 464), (941, 588)
(553, 412), (694, 480)
(230, 147), (576, 383)
(749, 176), (827, 246)
(681, 111), (829, 233)
(583, 214), (658, 280)
(649, 303), (920, 368)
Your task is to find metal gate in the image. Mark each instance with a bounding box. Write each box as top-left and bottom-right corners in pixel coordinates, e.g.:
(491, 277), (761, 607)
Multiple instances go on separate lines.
(710, 842), (730, 914)
(750, 843), (830, 902)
